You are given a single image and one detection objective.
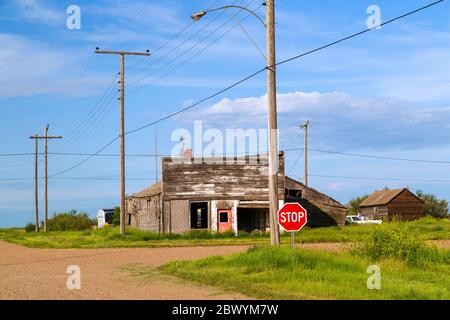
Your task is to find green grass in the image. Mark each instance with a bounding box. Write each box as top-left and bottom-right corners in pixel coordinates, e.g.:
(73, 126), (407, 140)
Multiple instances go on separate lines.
(160, 245), (450, 300)
(0, 217), (448, 249)
(0, 227), (268, 248)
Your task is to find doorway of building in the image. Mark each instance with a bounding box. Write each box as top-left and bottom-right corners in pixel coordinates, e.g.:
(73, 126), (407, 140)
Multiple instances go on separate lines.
(190, 202), (208, 229)
(237, 208), (268, 232)
(217, 209), (232, 233)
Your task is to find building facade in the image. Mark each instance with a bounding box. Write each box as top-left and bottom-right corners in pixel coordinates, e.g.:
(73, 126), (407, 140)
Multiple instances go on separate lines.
(359, 188), (424, 221)
(126, 153), (346, 234)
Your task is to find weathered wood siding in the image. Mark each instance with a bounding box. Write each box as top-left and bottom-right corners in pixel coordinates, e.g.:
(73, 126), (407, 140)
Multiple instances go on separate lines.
(126, 194), (161, 231)
(285, 177), (346, 227)
(387, 190), (424, 220)
(170, 200), (190, 233)
(162, 154), (285, 201)
(360, 190), (424, 221)
(360, 205), (389, 220)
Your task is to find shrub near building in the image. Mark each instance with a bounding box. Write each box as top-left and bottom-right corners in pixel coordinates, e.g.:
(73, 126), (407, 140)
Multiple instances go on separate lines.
(47, 210), (96, 231)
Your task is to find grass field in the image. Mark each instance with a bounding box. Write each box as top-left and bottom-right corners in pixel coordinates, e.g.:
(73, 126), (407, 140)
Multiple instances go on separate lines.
(0, 217), (448, 249)
(160, 226), (450, 300)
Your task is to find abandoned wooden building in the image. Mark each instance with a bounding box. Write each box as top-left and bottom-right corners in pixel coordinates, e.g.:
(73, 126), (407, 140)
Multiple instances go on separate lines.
(359, 188), (424, 221)
(125, 152), (346, 234)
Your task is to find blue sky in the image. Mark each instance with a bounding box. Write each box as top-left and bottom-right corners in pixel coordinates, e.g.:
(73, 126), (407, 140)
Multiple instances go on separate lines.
(1, 0), (450, 227)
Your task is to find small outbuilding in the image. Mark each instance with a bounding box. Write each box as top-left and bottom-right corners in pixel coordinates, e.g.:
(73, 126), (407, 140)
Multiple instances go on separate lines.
(97, 208), (115, 228)
(359, 188), (424, 221)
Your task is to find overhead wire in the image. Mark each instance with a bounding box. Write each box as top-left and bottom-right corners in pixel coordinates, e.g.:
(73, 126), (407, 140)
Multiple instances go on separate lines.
(48, 0), (444, 176)
(127, 2), (264, 97)
(126, 0), (257, 93)
(125, 0), (228, 80)
(51, 74), (119, 153)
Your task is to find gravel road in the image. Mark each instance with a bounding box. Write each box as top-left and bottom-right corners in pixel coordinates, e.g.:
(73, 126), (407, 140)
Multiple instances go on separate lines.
(1, 239), (447, 300)
(0, 240), (250, 300)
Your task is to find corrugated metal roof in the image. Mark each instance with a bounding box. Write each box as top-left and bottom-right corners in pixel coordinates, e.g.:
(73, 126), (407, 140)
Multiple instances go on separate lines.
(360, 188), (406, 207)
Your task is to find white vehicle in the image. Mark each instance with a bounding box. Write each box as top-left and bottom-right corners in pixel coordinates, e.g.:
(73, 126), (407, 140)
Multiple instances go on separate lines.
(346, 215), (382, 224)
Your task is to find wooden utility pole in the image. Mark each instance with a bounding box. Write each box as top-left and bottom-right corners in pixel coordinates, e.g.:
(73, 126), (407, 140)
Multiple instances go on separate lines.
(95, 48), (151, 236)
(30, 132), (39, 232)
(266, 0), (280, 245)
(30, 125), (63, 232)
(300, 121), (310, 187)
(155, 127), (158, 182)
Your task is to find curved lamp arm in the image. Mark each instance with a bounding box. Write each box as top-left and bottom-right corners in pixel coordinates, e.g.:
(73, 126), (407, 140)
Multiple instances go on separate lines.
(191, 5), (266, 28)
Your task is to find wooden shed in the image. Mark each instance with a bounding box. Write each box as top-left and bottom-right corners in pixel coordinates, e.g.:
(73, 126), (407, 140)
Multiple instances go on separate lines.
(285, 177), (347, 227)
(359, 188), (424, 221)
(126, 152), (346, 234)
(126, 182), (162, 230)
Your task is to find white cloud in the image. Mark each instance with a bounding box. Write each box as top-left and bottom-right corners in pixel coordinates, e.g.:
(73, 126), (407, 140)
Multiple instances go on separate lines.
(12, 0), (63, 26)
(0, 33), (115, 97)
(85, 1), (184, 31)
(186, 91), (450, 151)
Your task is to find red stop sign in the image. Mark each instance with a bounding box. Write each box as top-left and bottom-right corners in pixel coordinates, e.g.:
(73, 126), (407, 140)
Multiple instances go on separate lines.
(278, 202), (307, 232)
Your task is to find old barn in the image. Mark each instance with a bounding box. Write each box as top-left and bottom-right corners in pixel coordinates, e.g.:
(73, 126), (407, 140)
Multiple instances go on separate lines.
(125, 152), (346, 234)
(359, 188), (424, 221)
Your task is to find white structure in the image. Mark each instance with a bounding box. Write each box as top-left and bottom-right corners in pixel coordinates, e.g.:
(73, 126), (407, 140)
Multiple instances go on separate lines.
(97, 209), (115, 228)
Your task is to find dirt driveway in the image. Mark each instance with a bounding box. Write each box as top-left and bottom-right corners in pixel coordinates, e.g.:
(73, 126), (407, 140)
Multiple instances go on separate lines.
(0, 240), (250, 300)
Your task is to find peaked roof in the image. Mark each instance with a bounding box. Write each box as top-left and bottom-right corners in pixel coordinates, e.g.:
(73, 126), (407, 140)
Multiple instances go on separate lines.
(285, 176), (346, 209)
(131, 182), (161, 198)
(360, 188), (418, 207)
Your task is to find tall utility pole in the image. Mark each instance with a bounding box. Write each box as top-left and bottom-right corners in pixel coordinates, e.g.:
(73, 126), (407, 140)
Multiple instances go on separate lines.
(190, 2), (280, 245)
(30, 125), (63, 232)
(154, 127), (158, 182)
(300, 121), (310, 187)
(266, 0), (280, 245)
(30, 132), (39, 232)
(95, 48), (151, 236)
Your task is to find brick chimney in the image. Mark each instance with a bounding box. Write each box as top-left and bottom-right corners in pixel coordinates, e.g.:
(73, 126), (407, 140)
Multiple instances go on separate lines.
(183, 148), (192, 160)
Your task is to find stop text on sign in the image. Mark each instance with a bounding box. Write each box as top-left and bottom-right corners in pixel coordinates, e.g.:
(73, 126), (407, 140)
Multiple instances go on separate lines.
(277, 202), (307, 232)
(279, 211), (306, 223)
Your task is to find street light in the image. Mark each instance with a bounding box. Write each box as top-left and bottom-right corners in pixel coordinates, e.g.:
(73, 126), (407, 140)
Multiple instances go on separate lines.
(191, 1), (281, 246)
(191, 5), (266, 27)
(191, 10), (207, 21)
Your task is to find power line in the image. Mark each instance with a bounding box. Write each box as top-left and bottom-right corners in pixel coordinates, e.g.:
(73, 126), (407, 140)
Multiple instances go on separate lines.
(125, 67), (266, 135)
(127, 3), (264, 97)
(49, 136), (119, 177)
(51, 74), (119, 153)
(49, 0), (443, 176)
(125, 0), (231, 80)
(0, 177), (155, 182)
(55, 90), (119, 154)
(126, 0), (443, 135)
(5, 174), (450, 184)
(52, 74), (118, 147)
(0, 153), (35, 157)
(275, 0), (445, 67)
(309, 148), (450, 164)
(310, 174), (450, 184)
(5, 146), (450, 165)
(126, 0), (257, 93)
(47, 152), (159, 157)
(51, 177), (155, 181)
(287, 149), (303, 175)
(283, 148), (450, 164)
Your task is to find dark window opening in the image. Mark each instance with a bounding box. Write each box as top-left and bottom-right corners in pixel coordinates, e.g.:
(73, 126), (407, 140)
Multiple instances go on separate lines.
(237, 208), (268, 232)
(286, 189), (302, 198)
(219, 211), (229, 223)
(127, 214), (132, 226)
(190, 202), (208, 229)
